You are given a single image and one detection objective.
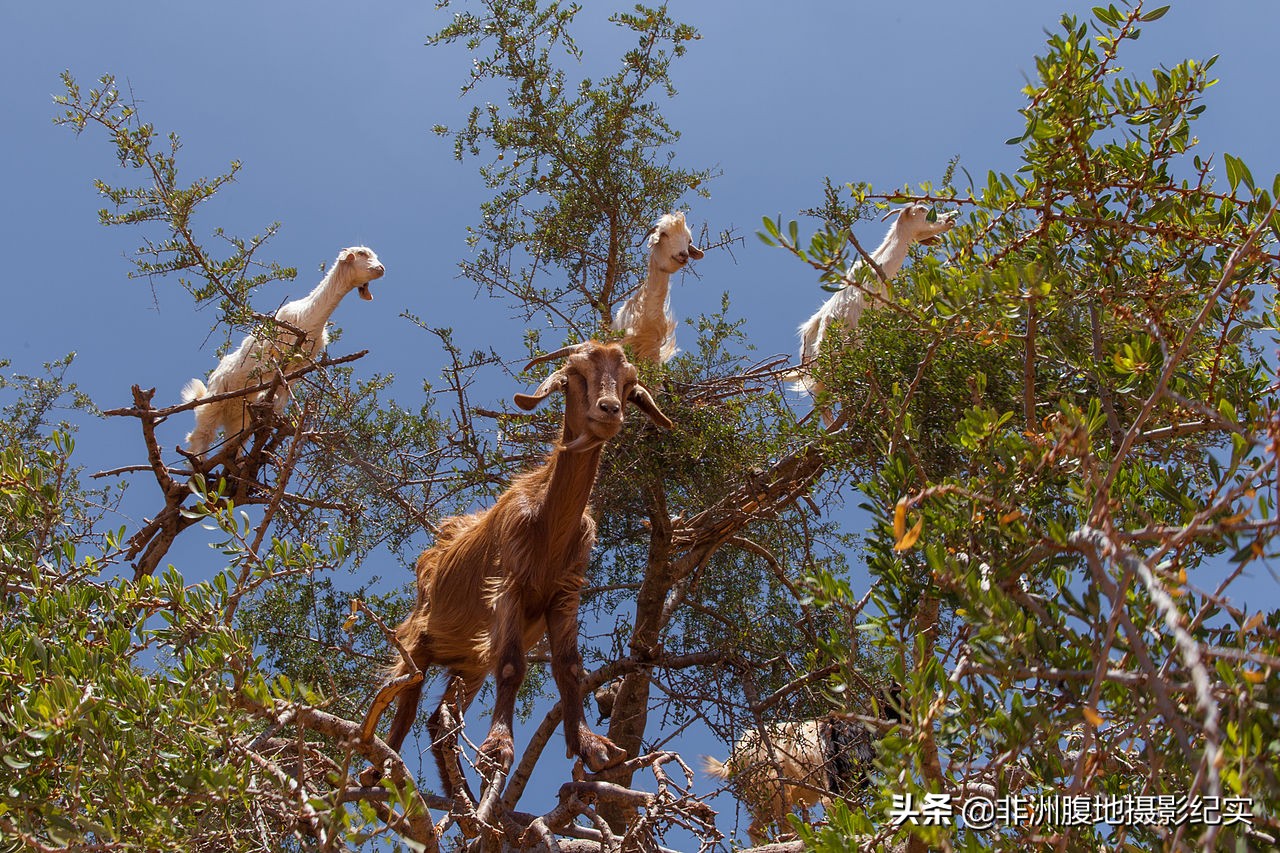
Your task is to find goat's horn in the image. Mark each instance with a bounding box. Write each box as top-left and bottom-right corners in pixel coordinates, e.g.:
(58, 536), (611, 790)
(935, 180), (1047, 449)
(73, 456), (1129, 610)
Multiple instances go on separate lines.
(522, 343), (591, 373)
(880, 207), (907, 221)
(513, 368), (568, 411)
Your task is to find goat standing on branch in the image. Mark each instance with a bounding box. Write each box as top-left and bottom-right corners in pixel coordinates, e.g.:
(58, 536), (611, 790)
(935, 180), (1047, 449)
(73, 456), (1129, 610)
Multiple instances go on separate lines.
(701, 691), (901, 845)
(703, 698), (900, 845)
(183, 246), (386, 460)
(793, 204), (955, 424)
(612, 211), (705, 363)
(361, 342), (672, 809)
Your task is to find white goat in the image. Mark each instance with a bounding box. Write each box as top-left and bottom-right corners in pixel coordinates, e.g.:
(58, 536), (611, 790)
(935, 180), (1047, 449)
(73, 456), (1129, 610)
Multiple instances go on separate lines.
(612, 211), (705, 363)
(793, 204), (956, 424)
(702, 713), (884, 845)
(182, 246), (385, 460)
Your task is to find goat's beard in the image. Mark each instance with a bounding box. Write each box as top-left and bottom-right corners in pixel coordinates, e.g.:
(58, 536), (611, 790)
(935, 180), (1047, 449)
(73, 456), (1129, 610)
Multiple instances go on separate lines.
(560, 433), (608, 453)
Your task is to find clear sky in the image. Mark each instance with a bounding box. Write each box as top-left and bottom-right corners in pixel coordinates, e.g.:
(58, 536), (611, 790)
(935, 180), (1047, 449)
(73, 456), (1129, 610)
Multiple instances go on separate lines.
(3, 0), (1278, 843)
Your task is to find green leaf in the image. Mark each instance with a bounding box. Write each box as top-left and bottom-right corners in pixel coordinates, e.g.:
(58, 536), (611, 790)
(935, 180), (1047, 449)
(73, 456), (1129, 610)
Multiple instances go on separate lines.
(1223, 153), (1253, 193)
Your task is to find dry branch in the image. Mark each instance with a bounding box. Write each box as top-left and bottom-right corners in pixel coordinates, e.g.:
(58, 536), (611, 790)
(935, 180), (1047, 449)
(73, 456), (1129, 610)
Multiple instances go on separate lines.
(96, 351), (367, 577)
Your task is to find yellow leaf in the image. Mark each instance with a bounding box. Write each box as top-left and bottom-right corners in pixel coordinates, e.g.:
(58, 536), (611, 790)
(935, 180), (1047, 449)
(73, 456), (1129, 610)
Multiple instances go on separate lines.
(1241, 669), (1265, 685)
(342, 598), (361, 632)
(1000, 509), (1024, 525)
(895, 516), (924, 552)
(1082, 706), (1103, 727)
(1242, 612), (1265, 633)
(894, 499), (907, 541)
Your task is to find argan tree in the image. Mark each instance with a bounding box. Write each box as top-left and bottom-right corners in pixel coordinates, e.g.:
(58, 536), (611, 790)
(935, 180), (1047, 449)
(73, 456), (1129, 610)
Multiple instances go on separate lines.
(4, 1), (1278, 852)
(770, 5), (1280, 851)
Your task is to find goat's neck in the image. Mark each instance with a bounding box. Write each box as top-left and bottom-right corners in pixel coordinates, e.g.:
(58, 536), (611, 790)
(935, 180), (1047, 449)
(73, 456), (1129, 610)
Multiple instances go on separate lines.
(865, 224), (914, 284)
(287, 269), (352, 336)
(536, 434), (604, 551)
(544, 441), (603, 517)
(631, 257), (673, 324)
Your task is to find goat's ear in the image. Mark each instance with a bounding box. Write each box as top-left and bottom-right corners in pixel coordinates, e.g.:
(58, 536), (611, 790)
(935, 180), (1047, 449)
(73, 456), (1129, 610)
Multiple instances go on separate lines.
(513, 370), (567, 410)
(338, 249), (353, 264)
(688, 244), (705, 260)
(628, 384), (673, 429)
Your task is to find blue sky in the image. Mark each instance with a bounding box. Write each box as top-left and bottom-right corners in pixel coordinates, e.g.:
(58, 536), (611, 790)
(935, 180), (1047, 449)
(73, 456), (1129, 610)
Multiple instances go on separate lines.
(4, 0), (1279, 843)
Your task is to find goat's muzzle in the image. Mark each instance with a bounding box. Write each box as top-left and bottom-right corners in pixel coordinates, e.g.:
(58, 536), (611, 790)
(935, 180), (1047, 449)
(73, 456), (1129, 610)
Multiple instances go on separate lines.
(357, 265), (386, 301)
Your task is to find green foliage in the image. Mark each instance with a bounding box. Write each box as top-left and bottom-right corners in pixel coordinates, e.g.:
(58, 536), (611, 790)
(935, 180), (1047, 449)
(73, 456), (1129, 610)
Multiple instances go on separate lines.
(430, 0), (714, 330)
(3, 577), (260, 849)
(239, 572), (410, 722)
(0, 433), (263, 849)
(775, 4), (1280, 850)
(0, 362), (120, 589)
(54, 73), (297, 329)
(277, 364), (452, 562)
(13, 1), (1279, 850)
(0, 354), (98, 449)
(0, 430), (423, 849)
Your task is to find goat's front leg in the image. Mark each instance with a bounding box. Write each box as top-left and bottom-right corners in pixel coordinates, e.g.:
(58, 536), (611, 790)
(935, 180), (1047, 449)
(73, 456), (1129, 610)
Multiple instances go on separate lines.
(477, 605), (525, 784)
(546, 595), (626, 772)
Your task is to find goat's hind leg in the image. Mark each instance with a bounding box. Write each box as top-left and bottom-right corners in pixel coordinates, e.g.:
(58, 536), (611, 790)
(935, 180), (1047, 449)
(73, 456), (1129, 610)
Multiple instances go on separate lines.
(357, 631), (433, 788)
(356, 667), (425, 788)
(428, 672), (482, 806)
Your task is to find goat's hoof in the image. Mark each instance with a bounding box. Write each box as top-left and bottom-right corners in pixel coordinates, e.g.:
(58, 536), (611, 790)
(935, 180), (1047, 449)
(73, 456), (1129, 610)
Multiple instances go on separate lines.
(477, 733), (515, 779)
(579, 731), (627, 773)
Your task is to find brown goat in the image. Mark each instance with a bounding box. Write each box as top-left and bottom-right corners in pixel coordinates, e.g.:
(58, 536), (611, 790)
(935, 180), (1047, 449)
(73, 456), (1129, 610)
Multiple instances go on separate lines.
(362, 341), (671, 803)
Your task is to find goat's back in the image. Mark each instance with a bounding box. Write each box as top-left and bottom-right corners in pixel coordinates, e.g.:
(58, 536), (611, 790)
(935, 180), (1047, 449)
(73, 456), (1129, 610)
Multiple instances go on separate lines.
(719, 720), (826, 795)
(401, 511), (500, 669)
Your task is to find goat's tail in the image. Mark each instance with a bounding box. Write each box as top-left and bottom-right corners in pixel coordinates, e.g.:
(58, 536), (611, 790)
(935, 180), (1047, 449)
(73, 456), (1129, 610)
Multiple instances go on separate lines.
(701, 754), (732, 781)
(787, 313), (827, 395)
(181, 378), (209, 404)
(785, 369), (816, 395)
